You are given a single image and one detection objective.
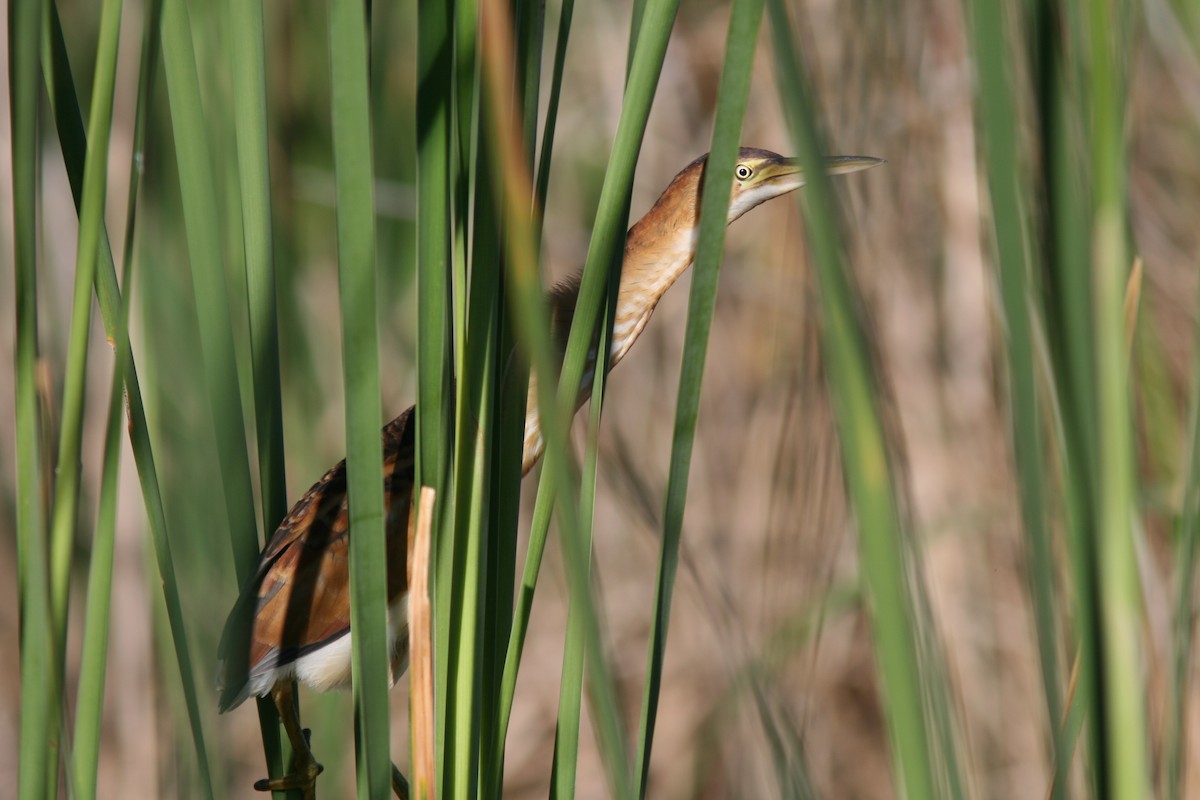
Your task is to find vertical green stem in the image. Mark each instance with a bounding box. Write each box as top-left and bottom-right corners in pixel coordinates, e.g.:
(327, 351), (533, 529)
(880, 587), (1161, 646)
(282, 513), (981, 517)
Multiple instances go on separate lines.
(13, 0), (53, 794)
(62, 0), (127, 793)
(328, 0), (391, 794)
(49, 0), (124, 695)
(967, 1), (1064, 793)
(767, 1), (941, 796)
(227, 0), (291, 788)
(1088, 1), (1146, 795)
(633, 0), (763, 792)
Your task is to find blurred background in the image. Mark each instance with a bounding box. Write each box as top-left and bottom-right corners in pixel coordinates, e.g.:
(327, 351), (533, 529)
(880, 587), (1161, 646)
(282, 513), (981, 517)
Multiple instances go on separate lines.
(4, 0), (1200, 797)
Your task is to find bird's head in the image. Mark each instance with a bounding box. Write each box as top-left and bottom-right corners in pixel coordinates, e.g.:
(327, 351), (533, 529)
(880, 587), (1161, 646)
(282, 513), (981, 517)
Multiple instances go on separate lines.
(635, 147), (883, 246)
(723, 147), (884, 222)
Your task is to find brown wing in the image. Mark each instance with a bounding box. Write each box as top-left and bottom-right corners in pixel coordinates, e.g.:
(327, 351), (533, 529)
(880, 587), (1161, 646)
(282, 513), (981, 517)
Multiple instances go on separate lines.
(217, 407), (415, 711)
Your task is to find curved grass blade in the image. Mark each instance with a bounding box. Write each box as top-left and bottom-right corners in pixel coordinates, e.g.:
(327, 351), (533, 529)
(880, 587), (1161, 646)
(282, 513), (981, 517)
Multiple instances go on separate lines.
(328, 0), (391, 794)
(632, 1), (763, 791)
(766, 1), (941, 796)
(13, 0), (53, 794)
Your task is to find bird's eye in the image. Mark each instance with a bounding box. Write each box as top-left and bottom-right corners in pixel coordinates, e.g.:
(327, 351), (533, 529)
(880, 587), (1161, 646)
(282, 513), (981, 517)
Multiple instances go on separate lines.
(735, 165), (753, 180)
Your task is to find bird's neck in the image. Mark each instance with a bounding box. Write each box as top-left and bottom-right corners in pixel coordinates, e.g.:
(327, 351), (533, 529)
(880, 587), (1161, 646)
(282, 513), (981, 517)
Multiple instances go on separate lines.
(609, 217), (699, 366)
(520, 214), (700, 474)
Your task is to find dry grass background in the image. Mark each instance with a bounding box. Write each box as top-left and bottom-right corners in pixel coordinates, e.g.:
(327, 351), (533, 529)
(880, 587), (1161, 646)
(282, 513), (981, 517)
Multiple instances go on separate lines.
(3, 0), (1200, 797)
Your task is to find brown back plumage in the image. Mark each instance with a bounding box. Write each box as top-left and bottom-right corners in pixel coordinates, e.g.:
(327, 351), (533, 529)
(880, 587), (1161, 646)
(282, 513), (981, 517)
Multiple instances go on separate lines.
(217, 408), (415, 711)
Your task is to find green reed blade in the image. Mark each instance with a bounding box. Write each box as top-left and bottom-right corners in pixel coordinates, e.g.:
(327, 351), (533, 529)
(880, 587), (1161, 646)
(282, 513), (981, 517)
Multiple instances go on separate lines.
(60, 0), (126, 794)
(13, 0), (54, 794)
(226, 0), (291, 788)
(631, 0), (762, 791)
(532, 0), (574, 234)
(160, 0), (260, 576)
(1088, 1), (1147, 795)
(43, 4), (214, 797)
(328, 0), (392, 794)
(48, 0), (124, 701)
(415, 0), (455, 788)
(550, 280), (617, 800)
(967, 1), (1065, 794)
(480, 0), (691, 794)
(767, 1), (941, 796)
(71, 201), (133, 800)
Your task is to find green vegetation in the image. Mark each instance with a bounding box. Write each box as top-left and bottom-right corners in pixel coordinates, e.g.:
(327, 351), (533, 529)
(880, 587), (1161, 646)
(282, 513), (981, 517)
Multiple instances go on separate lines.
(8, 0), (1198, 798)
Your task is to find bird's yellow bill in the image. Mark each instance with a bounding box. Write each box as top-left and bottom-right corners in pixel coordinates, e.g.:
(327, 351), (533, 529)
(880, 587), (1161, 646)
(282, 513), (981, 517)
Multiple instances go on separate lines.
(761, 155), (885, 181)
(821, 155), (887, 175)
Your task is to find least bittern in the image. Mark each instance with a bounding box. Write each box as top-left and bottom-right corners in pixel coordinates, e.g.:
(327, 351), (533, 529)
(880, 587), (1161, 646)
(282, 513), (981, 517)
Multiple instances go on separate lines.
(217, 148), (882, 797)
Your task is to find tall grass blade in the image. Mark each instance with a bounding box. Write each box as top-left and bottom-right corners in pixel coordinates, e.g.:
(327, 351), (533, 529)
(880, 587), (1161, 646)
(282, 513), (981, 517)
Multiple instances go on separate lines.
(766, 2), (943, 796)
(12, 0), (54, 794)
(495, 0), (578, 766)
(967, 1), (1064, 794)
(480, 0), (692, 792)
(482, 4), (547, 786)
(71, 205), (133, 800)
(43, 5), (217, 797)
(1031, 5), (1105, 786)
(554, 0), (680, 414)
(550, 289), (615, 799)
(226, 0), (291, 786)
(64, 0), (129, 794)
(630, 2), (763, 792)
(415, 0), (455, 789)
(228, 0), (285, 574)
(328, 0), (392, 794)
(513, 0), (544, 165)
(160, 0), (260, 579)
(415, 0), (453, 532)
(48, 0), (123, 700)
(437, 1), (478, 783)
(444, 146), (502, 798)
(1087, 0), (1147, 795)
(532, 0), (574, 225)
(495, 466), (556, 764)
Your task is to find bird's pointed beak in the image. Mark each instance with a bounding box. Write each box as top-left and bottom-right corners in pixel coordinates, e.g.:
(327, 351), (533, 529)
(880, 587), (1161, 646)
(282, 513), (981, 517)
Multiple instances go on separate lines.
(821, 155), (887, 176)
(761, 155), (886, 183)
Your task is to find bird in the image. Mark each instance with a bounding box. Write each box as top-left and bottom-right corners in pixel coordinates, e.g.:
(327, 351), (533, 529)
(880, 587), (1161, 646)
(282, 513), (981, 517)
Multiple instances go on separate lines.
(217, 147), (883, 797)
